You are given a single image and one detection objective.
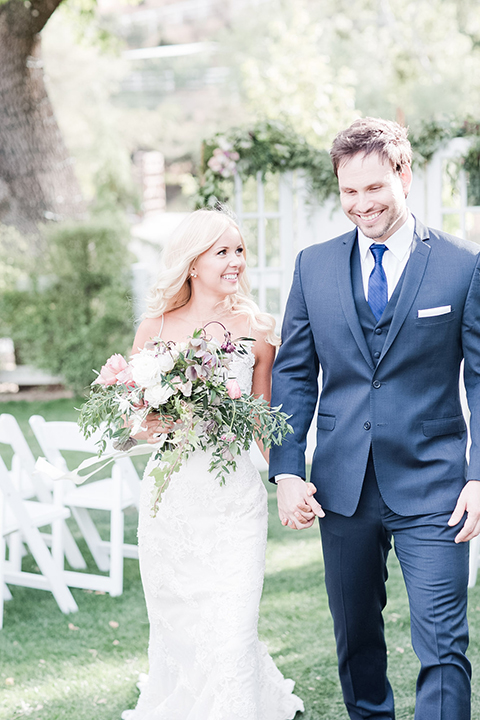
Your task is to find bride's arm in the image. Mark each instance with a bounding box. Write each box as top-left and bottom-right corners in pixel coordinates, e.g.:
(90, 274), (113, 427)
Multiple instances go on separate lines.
(251, 332), (276, 462)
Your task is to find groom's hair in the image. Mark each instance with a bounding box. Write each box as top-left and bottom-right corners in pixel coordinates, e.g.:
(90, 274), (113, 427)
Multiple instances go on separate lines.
(330, 117), (412, 177)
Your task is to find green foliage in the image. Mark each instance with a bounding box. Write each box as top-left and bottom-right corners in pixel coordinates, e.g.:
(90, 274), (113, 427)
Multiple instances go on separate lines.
(236, 5), (356, 145)
(409, 118), (480, 164)
(0, 218), (134, 394)
(0, 225), (33, 293)
(462, 136), (480, 206)
(409, 118), (480, 206)
(196, 119), (338, 209)
(196, 116), (480, 209)
(92, 144), (141, 215)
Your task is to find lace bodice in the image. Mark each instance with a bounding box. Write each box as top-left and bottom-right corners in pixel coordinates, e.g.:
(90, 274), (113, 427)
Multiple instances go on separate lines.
(228, 347), (255, 394)
(156, 316), (255, 395)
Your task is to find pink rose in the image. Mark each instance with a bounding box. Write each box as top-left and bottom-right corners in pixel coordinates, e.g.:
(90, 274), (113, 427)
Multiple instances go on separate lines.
(116, 365), (135, 388)
(93, 354), (129, 386)
(226, 379), (242, 399)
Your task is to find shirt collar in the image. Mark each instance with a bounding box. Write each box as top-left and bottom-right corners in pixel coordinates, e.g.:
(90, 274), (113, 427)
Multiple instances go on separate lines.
(358, 212), (415, 263)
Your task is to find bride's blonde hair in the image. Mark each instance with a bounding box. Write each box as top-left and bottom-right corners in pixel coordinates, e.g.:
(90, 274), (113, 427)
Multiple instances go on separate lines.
(145, 209), (280, 346)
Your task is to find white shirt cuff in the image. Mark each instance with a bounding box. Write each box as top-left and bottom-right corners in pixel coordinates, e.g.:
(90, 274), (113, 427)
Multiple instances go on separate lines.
(275, 473), (303, 484)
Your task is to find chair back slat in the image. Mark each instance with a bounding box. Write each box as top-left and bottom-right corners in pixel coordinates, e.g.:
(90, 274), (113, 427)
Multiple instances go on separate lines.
(0, 415), (53, 500)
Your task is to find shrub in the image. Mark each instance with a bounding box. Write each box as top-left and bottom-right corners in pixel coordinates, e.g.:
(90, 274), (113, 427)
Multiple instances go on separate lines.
(0, 217), (135, 394)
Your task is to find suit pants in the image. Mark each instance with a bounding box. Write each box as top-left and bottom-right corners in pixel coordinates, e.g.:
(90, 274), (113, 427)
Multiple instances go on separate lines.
(319, 454), (471, 720)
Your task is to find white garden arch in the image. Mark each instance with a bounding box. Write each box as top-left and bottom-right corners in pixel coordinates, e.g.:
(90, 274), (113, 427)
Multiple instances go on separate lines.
(132, 138), (480, 323)
(231, 138), (480, 325)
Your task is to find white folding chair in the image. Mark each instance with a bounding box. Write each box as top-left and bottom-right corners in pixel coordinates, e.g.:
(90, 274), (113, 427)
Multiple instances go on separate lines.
(0, 455), (78, 628)
(0, 414), (85, 571)
(29, 415), (140, 597)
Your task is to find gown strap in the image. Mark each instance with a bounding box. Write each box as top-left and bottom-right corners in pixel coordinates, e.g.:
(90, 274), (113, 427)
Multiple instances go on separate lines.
(158, 314), (164, 338)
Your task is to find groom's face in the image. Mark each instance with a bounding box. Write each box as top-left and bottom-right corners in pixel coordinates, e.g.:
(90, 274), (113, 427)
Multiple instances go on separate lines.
(337, 151), (412, 243)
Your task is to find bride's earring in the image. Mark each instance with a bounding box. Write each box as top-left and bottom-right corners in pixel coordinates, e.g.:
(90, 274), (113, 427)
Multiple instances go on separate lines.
(190, 270), (198, 278)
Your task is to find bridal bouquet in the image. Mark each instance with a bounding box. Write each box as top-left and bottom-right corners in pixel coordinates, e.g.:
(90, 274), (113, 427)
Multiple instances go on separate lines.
(78, 324), (292, 514)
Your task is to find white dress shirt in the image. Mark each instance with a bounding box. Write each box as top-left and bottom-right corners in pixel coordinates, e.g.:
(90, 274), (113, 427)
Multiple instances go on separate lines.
(275, 212), (416, 484)
(358, 212), (415, 301)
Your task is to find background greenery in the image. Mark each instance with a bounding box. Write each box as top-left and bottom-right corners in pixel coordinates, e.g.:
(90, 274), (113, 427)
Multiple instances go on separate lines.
(35, 0), (480, 208)
(0, 217), (134, 394)
(196, 117), (480, 209)
(1, 398), (480, 719)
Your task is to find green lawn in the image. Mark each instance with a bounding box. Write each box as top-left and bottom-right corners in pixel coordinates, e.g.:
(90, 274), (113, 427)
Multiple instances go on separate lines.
(1, 397), (480, 719)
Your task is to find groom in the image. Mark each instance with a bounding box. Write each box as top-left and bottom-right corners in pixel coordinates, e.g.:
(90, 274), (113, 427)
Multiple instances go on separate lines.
(270, 117), (480, 719)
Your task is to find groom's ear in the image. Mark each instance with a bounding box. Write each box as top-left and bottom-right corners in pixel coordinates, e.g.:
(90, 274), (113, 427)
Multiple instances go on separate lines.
(400, 164), (413, 198)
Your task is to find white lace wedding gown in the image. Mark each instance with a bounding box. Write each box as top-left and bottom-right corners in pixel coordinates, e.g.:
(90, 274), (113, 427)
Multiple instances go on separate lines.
(122, 350), (304, 720)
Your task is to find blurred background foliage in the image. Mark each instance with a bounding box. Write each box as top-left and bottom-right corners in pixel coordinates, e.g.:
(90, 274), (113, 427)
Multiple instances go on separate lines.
(40, 0), (480, 207)
(3, 0), (480, 392)
(0, 216), (134, 393)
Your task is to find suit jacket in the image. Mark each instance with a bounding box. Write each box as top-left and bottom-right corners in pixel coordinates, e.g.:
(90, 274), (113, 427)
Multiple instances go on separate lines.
(269, 218), (480, 517)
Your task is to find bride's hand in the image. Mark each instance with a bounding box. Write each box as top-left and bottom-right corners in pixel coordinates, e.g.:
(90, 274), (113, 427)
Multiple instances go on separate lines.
(142, 413), (178, 443)
(277, 476), (325, 530)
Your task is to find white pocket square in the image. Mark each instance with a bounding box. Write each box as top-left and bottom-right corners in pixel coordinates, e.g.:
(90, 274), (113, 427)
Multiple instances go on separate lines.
(417, 305), (452, 318)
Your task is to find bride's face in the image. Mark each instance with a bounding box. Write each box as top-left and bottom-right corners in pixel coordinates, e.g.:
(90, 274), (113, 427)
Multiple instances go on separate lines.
(191, 225), (246, 298)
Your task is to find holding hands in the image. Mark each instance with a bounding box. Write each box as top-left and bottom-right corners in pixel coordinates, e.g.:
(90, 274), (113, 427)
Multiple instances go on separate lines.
(277, 475), (325, 530)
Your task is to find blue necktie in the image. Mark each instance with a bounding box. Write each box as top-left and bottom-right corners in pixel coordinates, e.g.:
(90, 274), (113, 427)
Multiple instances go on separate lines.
(368, 244), (388, 321)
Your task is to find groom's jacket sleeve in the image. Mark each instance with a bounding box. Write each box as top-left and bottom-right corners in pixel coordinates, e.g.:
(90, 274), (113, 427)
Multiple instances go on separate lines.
(269, 250), (319, 482)
(462, 252), (480, 481)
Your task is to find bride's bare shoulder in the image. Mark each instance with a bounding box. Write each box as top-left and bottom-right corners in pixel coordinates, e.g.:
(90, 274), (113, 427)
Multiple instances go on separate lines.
(131, 316), (164, 354)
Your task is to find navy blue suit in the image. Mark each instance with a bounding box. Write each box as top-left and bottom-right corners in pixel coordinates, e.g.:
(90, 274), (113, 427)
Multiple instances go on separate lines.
(270, 218), (480, 719)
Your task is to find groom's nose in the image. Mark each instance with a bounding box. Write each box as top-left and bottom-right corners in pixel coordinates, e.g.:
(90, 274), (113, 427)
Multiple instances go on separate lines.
(354, 193), (375, 213)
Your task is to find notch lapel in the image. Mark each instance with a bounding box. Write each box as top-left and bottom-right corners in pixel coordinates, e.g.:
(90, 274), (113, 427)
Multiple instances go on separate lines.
(336, 230), (375, 370)
(378, 220), (431, 364)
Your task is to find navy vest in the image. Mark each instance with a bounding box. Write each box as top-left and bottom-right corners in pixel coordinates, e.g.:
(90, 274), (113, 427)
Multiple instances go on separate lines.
(350, 242), (406, 366)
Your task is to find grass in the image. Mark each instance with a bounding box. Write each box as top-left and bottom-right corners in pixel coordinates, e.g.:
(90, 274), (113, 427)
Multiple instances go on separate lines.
(1, 397), (480, 719)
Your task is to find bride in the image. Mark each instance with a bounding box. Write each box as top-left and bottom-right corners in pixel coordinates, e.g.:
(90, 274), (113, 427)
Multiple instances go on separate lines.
(121, 209), (305, 720)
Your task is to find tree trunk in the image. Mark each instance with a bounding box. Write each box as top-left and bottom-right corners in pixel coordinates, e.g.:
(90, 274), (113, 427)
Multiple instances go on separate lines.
(0, 0), (86, 238)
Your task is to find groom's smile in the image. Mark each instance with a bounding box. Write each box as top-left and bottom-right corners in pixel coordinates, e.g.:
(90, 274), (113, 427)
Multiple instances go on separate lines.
(338, 151), (412, 243)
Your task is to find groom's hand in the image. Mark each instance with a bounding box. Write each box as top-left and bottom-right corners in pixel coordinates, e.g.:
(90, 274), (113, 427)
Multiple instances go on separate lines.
(277, 476), (325, 530)
(448, 480), (480, 543)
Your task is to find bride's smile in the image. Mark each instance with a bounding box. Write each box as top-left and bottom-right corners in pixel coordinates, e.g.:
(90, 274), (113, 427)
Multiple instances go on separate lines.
(190, 225), (246, 298)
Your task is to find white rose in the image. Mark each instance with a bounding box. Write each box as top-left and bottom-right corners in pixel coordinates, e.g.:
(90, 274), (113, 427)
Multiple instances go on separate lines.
(144, 382), (175, 407)
(130, 351), (163, 388)
(156, 352), (175, 373)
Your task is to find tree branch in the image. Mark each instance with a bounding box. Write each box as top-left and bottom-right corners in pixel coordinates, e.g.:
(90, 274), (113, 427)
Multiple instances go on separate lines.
(0, 0), (66, 39)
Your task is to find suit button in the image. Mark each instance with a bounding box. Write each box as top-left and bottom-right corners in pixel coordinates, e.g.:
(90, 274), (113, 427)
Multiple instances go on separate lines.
(364, 421), (371, 430)
(375, 328), (383, 335)
(373, 380), (381, 389)
(374, 351), (380, 359)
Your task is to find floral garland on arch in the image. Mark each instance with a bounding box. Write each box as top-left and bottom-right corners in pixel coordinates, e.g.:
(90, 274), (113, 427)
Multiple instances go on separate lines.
(195, 119), (338, 209)
(195, 117), (480, 210)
